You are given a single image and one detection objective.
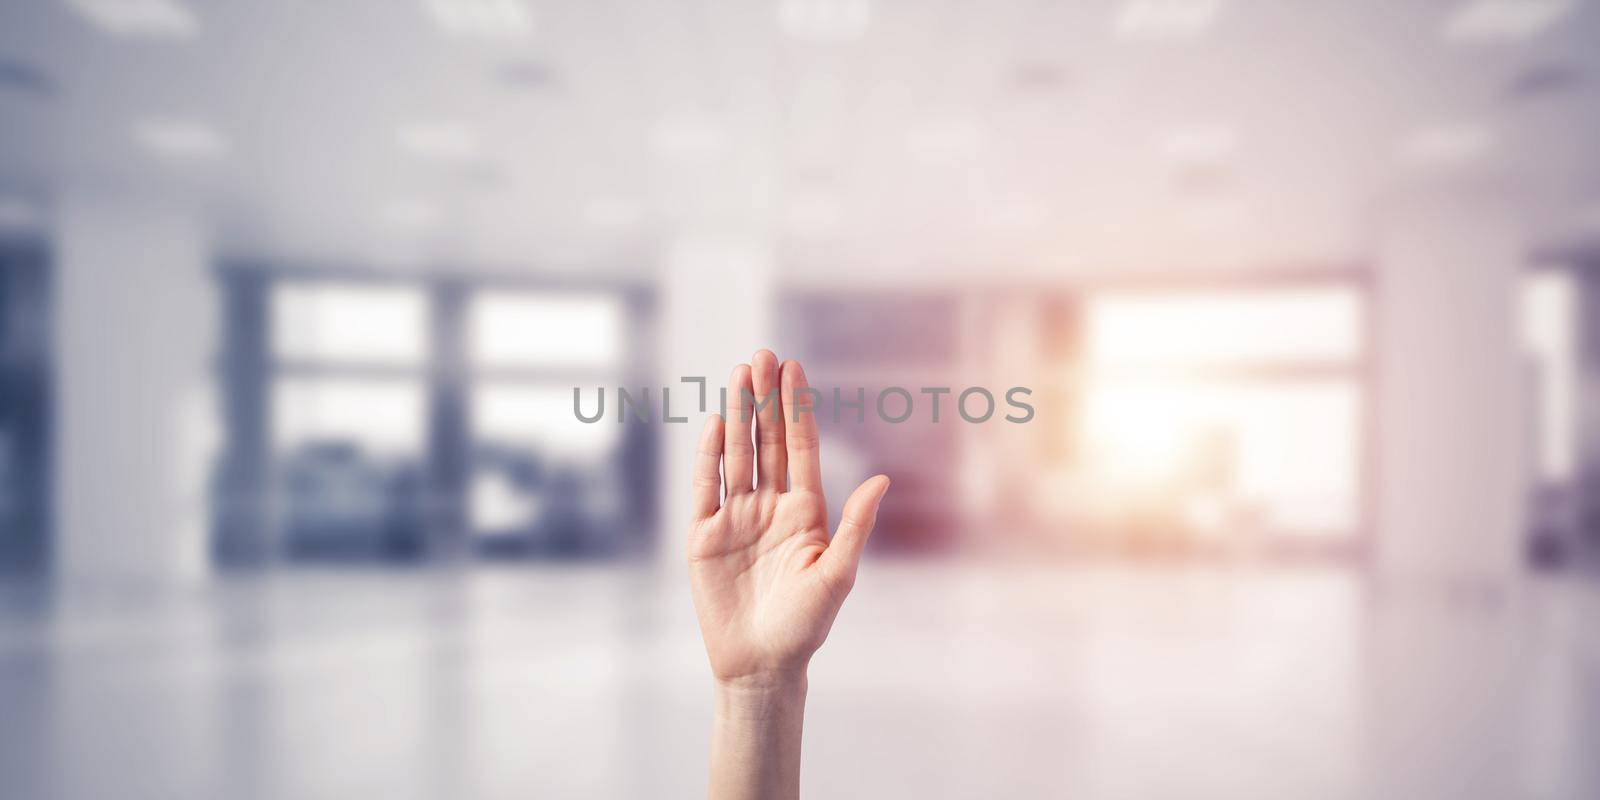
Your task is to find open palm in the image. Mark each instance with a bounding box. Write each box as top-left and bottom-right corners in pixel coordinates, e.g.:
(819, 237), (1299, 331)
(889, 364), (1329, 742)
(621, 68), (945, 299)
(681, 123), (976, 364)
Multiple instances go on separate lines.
(687, 351), (891, 685)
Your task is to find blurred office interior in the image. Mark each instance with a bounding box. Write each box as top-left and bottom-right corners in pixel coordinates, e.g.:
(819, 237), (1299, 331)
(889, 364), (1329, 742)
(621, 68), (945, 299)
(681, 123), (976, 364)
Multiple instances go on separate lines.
(1, 0), (1599, 797)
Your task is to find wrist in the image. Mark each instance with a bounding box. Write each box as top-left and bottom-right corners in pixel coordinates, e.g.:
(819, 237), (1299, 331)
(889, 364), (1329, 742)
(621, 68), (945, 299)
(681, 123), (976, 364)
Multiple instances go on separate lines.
(715, 672), (808, 722)
(708, 671), (807, 800)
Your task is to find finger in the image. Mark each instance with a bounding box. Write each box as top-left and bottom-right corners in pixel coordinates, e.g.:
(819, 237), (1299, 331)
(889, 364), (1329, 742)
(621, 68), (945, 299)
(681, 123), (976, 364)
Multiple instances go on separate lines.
(690, 414), (724, 521)
(781, 360), (822, 493)
(821, 475), (891, 584)
(751, 349), (787, 491)
(723, 363), (755, 494)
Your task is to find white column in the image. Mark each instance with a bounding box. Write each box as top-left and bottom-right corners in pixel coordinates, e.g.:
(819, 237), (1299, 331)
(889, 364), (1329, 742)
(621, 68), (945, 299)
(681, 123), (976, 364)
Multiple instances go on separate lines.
(54, 191), (218, 584)
(1374, 193), (1527, 580)
(656, 235), (774, 573)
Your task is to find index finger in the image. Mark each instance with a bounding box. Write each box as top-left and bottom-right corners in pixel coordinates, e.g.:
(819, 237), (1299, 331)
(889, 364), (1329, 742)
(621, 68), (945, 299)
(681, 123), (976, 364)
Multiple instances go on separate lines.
(690, 413), (724, 521)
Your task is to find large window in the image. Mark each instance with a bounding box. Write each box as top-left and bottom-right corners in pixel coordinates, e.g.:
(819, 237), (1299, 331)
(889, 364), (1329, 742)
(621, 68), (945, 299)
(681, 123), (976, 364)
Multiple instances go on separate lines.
(1521, 270), (1575, 486)
(1520, 268), (1580, 567)
(1079, 285), (1366, 540)
(268, 282), (431, 559)
(469, 292), (624, 370)
(218, 272), (653, 564)
(1083, 288), (1362, 367)
(781, 278), (1371, 559)
(466, 290), (634, 555)
(273, 283), (430, 366)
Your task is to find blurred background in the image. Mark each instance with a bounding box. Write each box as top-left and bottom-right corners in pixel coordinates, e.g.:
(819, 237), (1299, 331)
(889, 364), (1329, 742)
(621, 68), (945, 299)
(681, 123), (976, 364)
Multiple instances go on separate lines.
(1, 0), (1599, 797)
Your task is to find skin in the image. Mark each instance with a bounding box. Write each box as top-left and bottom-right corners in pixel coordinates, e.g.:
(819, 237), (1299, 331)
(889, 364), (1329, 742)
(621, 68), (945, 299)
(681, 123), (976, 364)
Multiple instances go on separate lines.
(687, 350), (891, 800)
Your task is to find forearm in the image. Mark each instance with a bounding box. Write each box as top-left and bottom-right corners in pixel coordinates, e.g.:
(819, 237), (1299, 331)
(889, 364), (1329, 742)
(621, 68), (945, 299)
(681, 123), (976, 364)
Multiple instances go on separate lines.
(708, 674), (808, 800)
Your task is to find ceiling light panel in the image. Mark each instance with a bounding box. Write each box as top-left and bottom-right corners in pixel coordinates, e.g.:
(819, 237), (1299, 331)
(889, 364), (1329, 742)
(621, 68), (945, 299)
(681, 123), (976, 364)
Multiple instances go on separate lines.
(1443, 0), (1576, 41)
(1399, 124), (1494, 166)
(62, 0), (198, 38)
(782, 191), (844, 236)
(396, 123), (480, 161)
(907, 121), (987, 162)
(583, 198), (643, 231)
(1113, 0), (1223, 40)
(778, 0), (872, 41)
(980, 199), (1046, 232)
(379, 199), (444, 231)
(1159, 125), (1237, 165)
(650, 119), (726, 158)
(422, 0), (533, 38)
(133, 118), (227, 160)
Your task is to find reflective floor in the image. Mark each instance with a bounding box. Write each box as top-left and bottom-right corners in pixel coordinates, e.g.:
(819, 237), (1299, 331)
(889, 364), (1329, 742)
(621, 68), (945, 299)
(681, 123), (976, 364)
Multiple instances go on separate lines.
(2, 562), (1597, 799)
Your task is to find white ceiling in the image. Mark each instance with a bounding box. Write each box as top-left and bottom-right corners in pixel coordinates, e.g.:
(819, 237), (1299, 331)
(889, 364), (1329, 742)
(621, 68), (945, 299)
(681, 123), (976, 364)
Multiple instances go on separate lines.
(1, 0), (1599, 277)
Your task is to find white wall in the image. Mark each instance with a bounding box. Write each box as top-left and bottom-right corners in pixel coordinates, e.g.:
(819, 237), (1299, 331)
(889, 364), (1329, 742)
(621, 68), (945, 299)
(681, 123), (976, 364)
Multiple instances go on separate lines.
(1375, 193), (1527, 580)
(54, 192), (218, 583)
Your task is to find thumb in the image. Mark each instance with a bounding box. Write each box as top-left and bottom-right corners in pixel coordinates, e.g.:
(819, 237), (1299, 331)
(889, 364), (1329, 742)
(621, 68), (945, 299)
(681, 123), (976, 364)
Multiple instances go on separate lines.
(822, 475), (891, 584)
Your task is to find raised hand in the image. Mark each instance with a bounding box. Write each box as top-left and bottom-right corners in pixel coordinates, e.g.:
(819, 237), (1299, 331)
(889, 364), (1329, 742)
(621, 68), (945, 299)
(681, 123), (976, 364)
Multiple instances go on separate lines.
(688, 350), (891, 688)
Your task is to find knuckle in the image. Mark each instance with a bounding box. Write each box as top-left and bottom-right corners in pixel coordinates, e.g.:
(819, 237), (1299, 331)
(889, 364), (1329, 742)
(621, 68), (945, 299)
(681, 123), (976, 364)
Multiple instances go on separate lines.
(829, 567), (857, 593)
(787, 430), (819, 449)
